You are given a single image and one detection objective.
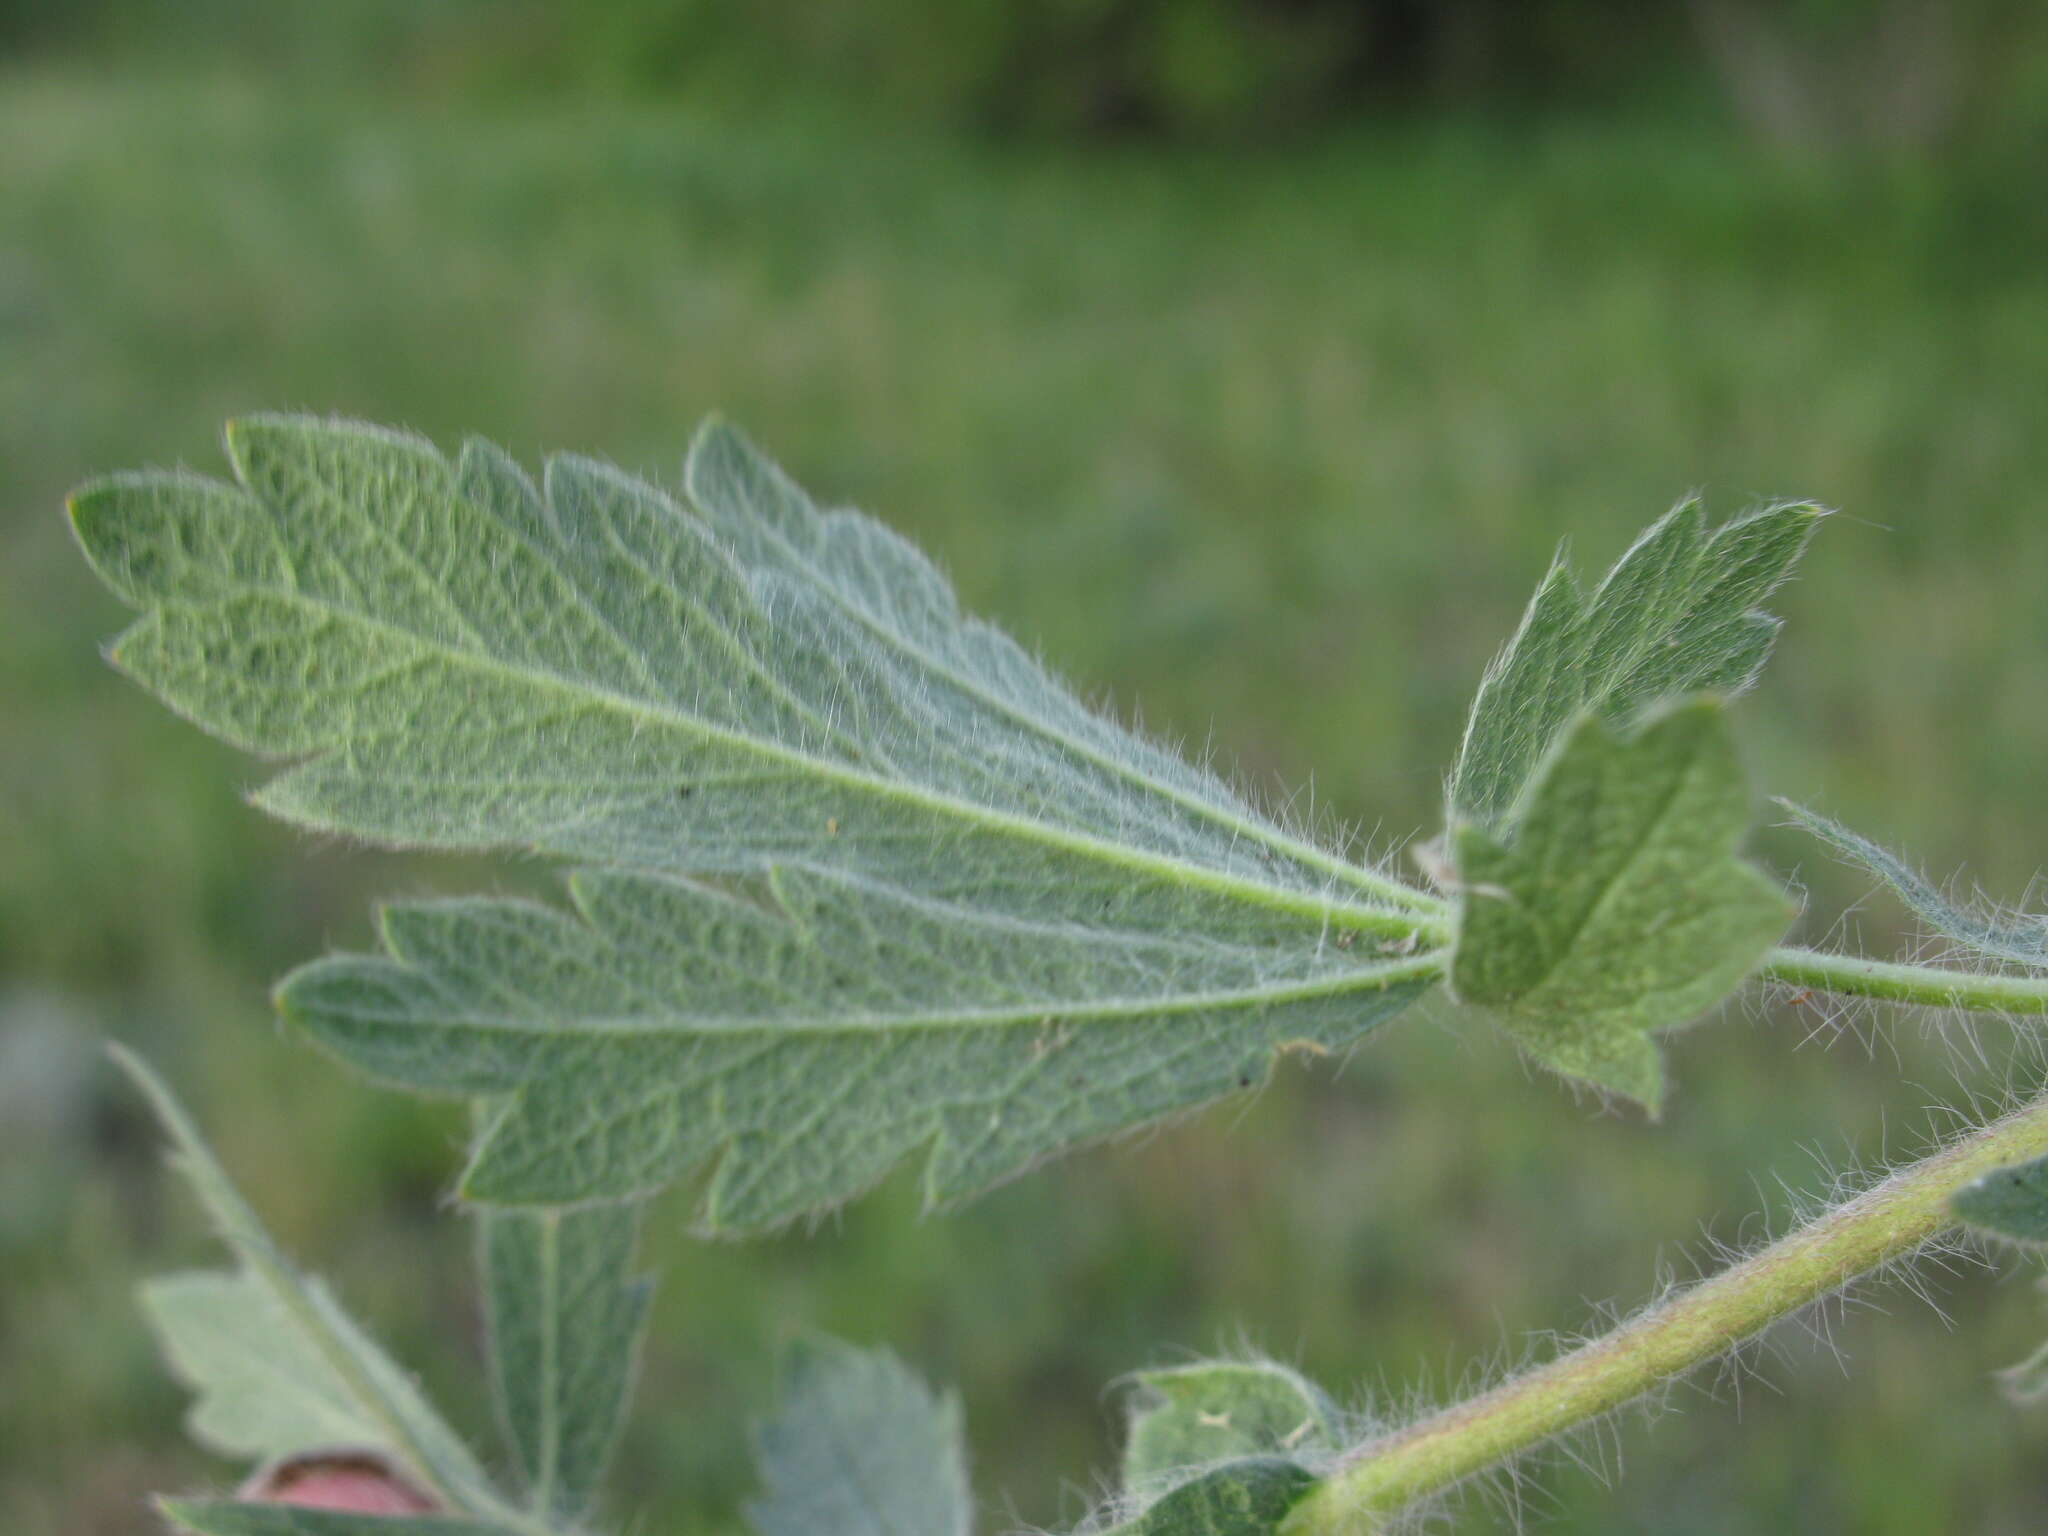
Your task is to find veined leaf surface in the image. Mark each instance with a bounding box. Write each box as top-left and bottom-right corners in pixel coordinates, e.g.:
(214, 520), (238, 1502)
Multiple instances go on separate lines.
(287, 863), (1430, 1225)
(747, 1337), (971, 1536)
(480, 1201), (650, 1522)
(1106, 1459), (1317, 1536)
(141, 1271), (425, 1472)
(70, 416), (1430, 937)
(73, 417), (1439, 1228)
(1451, 498), (1823, 830)
(1450, 700), (1794, 1109)
(1122, 1361), (1337, 1496)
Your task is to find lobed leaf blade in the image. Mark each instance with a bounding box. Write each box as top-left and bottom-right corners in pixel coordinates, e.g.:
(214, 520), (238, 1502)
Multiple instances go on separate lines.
(74, 416), (1442, 1227)
(280, 866), (1430, 1228)
(141, 1271), (409, 1469)
(681, 419), (1412, 914)
(1450, 699), (1795, 1110)
(1450, 499), (1823, 830)
(69, 416), (1430, 935)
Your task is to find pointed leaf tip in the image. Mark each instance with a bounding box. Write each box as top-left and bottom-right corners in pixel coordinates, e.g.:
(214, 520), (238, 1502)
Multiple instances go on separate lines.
(1453, 498), (1824, 831)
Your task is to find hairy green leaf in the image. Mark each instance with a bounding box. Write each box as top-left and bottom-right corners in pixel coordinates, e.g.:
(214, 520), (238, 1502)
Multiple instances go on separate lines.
(71, 416), (1437, 1228)
(1953, 1152), (2048, 1243)
(1451, 499), (1823, 830)
(140, 1271), (418, 1470)
(69, 414), (1428, 932)
(158, 1503), (515, 1536)
(114, 1048), (500, 1516)
(1450, 699), (1794, 1109)
(481, 1202), (650, 1523)
(1123, 1362), (1337, 1495)
(1109, 1459), (1318, 1536)
(747, 1337), (971, 1536)
(1782, 803), (2048, 968)
(285, 866), (1429, 1226)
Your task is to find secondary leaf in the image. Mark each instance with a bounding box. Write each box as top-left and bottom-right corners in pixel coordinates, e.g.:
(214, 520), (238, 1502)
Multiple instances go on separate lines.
(480, 1202), (651, 1522)
(141, 1272), (424, 1469)
(158, 1504), (516, 1536)
(1782, 803), (2048, 968)
(1450, 499), (1823, 830)
(113, 1048), (502, 1518)
(1953, 1152), (2048, 1244)
(72, 416), (1437, 1228)
(1450, 699), (1795, 1110)
(1123, 1361), (1337, 1495)
(747, 1337), (971, 1536)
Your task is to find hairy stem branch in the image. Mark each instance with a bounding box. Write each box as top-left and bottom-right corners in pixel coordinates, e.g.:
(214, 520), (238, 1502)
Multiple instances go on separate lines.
(1282, 1088), (2048, 1533)
(1763, 945), (2048, 1013)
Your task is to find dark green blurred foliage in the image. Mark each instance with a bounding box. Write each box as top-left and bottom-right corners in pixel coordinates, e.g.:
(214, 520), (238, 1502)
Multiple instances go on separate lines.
(1692, 0), (2048, 154)
(32, 0), (2048, 145)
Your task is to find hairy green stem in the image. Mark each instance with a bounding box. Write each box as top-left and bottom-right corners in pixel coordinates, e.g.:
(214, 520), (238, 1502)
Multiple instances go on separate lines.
(1283, 1088), (2048, 1534)
(1762, 945), (2048, 1013)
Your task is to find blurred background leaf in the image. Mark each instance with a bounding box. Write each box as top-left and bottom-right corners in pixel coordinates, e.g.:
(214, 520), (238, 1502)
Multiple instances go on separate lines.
(5, 3), (2048, 1532)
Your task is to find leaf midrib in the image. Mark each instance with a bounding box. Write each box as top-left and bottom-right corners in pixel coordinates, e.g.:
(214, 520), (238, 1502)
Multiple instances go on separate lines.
(300, 952), (1447, 1041)
(202, 586), (1441, 941)
(533, 1209), (562, 1520)
(1504, 724), (1716, 1009)
(733, 508), (1445, 918)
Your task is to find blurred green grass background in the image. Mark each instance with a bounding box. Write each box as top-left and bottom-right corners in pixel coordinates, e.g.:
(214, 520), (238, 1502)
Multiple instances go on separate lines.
(7, 4), (2048, 1531)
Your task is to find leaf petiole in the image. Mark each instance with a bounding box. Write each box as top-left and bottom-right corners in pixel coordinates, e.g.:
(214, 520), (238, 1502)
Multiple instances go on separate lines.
(1761, 945), (2048, 1014)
